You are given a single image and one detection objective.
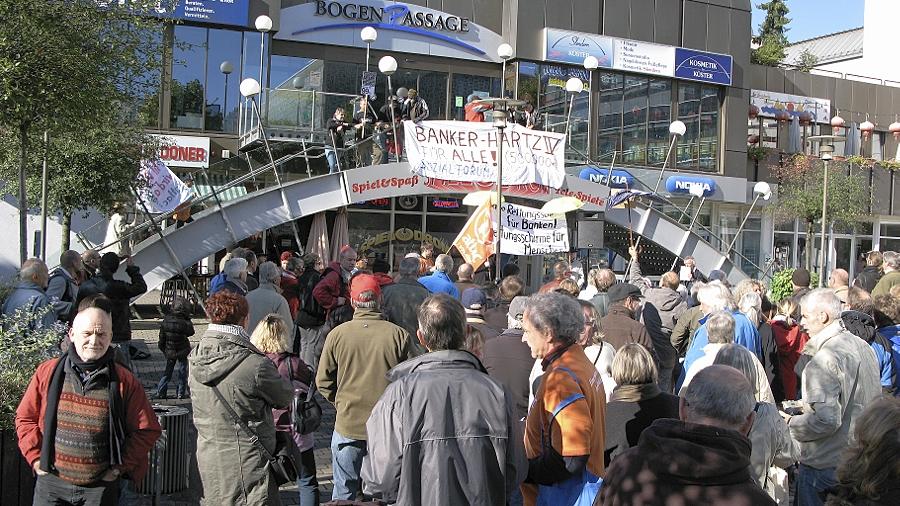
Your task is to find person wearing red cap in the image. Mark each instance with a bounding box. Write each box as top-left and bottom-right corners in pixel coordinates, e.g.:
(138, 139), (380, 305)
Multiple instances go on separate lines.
(316, 273), (413, 501)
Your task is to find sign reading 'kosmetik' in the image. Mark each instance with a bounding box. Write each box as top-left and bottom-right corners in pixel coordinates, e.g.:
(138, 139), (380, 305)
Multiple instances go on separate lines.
(404, 121), (566, 188)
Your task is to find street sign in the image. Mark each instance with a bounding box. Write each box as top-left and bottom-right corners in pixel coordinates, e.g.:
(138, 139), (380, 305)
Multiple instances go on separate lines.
(361, 71), (376, 98)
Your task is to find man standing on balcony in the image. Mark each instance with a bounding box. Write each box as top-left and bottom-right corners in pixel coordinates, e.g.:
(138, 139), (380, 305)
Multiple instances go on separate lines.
(326, 107), (350, 174)
(353, 96), (380, 167)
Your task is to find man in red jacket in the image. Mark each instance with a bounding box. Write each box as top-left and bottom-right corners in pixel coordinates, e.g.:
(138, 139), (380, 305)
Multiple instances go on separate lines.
(16, 307), (161, 504)
(313, 246), (357, 319)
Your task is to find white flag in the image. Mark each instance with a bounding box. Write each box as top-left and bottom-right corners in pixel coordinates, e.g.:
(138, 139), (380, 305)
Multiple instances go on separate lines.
(138, 159), (194, 213)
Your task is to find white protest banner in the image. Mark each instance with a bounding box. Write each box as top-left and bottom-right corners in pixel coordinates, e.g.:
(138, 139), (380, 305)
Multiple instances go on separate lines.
(138, 159), (194, 213)
(492, 202), (569, 255)
(404, 120), (566, 189)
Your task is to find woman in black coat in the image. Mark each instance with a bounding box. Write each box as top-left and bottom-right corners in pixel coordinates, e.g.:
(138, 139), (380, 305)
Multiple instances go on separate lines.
(154, 297), (194, 399)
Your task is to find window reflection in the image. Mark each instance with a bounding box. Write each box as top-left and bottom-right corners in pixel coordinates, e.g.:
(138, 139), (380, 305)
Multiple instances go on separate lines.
(622, 76), (648, 165)
(205, 29), (242, 132)
(171, 26), (207, 130)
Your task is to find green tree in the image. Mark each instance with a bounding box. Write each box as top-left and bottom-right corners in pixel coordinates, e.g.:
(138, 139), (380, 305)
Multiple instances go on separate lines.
(0, 0), (170, 263)
(769, 155), (869, 271)
(752, 1), (791, 66)
(796, 49), (819, 72)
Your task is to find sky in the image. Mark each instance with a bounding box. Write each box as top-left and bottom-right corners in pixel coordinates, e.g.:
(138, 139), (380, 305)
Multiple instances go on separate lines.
(751, 0), (865, 42)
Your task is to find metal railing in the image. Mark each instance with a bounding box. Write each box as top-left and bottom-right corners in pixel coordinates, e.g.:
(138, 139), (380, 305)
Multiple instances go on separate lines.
(240, 88), (363, 148)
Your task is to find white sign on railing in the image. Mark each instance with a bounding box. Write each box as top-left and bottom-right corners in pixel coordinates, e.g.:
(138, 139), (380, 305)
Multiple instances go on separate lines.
(138, 160), (194, 214)
(404, 120), (566, 189)
(493, 202), (569, 255)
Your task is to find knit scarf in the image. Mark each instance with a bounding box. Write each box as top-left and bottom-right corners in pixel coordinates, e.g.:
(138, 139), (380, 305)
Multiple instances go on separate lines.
(609, 383), (662, 403)
(39, 347), (125, 473)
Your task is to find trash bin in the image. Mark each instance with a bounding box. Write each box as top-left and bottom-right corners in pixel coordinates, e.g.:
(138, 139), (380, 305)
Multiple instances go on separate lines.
(138, 405), (190, 495)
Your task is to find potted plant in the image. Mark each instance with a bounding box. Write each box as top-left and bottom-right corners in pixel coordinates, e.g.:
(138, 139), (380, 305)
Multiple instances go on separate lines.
(0, 299), (64, 505)
(769, 268), (820, 303)
(747, 145), (770, 161)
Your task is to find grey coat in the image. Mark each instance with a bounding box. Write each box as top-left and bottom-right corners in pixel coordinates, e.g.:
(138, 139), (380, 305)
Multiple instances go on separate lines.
(245, 283), (294, 341)
(1, 281), (57, 331)
(362, 350), (525, 505)
(188, 325), (294, 506)
(748, 402), (799, 490)
(630, 260), (687, 370)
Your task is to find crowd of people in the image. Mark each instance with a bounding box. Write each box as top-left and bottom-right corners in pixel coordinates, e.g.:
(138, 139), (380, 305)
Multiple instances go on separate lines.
(7, 243), (900, 505)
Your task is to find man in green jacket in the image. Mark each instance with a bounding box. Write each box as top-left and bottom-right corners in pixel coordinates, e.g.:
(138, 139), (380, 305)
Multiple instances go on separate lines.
(871, 251), (900, 296)
(317, 273), (413, 501)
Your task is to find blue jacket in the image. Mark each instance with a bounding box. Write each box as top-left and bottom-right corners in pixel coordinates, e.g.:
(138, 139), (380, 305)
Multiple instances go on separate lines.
(1, 281), (58, 331)
(677, 310), (761, 390)
(877, 325), (900, 396)
(417, 271), (460, 298)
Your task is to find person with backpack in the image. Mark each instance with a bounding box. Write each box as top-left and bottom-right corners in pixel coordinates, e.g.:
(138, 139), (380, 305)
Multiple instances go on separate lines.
(295, 253), (328, 372)
(401, 88), (429, 123)
(154, 297), (195, 399)
(46, 250), (82, 322)
(251, 314), (320, 506)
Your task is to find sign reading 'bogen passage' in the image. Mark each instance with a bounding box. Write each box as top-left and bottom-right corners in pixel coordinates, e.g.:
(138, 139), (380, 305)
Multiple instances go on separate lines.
(404, 121), (566, 189)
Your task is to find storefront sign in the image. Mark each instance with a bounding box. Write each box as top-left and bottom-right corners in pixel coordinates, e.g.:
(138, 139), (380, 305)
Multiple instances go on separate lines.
(359, 228), (451, 254)
(138, 160), (194, 214)
(151, 134), (210, 169)
(665, 175), (717, 197)
(429, 197), (462, 210)
(404, 121), (566, 188)
(614, 39), (675, 77)
(750, 89), (831, 124)
(577, 167), (635, 188)
(543, 28), (614, 68)
(494, 202), (569, 255)
(674, 48), (733, 86)
(278, 0), (505, 63)
(157, 0), (250, 28)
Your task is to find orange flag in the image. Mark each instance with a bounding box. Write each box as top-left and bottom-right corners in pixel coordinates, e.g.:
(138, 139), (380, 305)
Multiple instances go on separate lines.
(450, 199), (494, 270)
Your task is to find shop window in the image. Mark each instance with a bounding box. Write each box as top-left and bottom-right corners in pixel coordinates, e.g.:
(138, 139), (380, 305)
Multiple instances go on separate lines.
(393, 214), (425, 267)
(880, 223), (900, 252)
(647, 79), (673, 167)
(349, 212), (391, 261)
(205, 29), (243, 132)
(596, 72), (623, 162)
(536, 64), (590, 160)
(622, 76), (648, 166)
(450, 74), (499, 121)
(171, 25), (207, 130)
(427, 196), (467, 214)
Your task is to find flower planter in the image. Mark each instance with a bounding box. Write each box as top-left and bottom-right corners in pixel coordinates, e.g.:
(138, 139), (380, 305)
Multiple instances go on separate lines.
(0, 428), (34, 506)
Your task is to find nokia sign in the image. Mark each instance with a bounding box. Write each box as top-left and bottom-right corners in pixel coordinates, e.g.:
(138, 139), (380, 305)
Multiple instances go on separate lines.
(665, 175), (717, 197)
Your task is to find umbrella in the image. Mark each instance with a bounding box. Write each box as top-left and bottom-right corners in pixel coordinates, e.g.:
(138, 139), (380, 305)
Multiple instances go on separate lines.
(540, 196), (584, 215)
(307, 212), (330, 266)
(330, 207), (350, 262)
(787, 115), (801, 154)
(605, 189), (668, 210)
(845, 122), (860, 156)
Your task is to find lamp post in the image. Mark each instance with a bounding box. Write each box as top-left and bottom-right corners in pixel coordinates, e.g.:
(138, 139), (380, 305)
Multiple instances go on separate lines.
(564, 77), (584, 146)
(494, 109), (509, 282)
(671, 184), (708, 271)
(361, 27), (377, 73)
(378, 56), (400, 162)
(253, 15), (273, 133)
(653, 120), (687, 193)
(240, 77), (304, 251)
(220, 61), (233, 132)
(497, 43), (514, 98)
(724, 181), (772, 255)
(807, 134), (844, 286)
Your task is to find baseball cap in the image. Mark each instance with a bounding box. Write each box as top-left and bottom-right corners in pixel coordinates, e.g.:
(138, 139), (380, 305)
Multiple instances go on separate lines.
(608, 283), (643, 303)
(461, 288), (487, 312)
(350, 274), (381, 302)
(508, 296), (528, 321)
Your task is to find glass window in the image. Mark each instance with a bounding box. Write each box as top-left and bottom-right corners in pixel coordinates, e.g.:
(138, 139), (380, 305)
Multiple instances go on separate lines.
(676, 83), (718, 172)
(393, 213), (424, 267)
(676, 83), (700, 169)
(699, 86), (719, 171)
(450, 74), (496, 121)
(596, 72), (623, 162)
(538, 64), (590, 160)
(349, 212), (390, 262)
(622, 76), (648, 165)
(418, 71), (448, 120)
(205, 29), (243, 132)
(171, 26), (207, 130)
(133, 28), (164, 129)
(647, 79), (672, 167)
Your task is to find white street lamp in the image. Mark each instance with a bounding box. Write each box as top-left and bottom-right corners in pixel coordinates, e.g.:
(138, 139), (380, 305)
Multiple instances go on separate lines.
(564, 77), (584, 147)
(671, 184), (709, 271)
(220, 61), (233, 131)
(361, 27), (377, 73)
(378, 56), (401, 162)
(651, 120), (686, 194)
(497, 43), (514, 98)
(724, 181), (773, 255)
(583, 56), (599, 70)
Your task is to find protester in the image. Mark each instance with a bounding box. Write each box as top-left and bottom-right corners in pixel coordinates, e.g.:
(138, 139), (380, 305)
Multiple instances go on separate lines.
(154, 296), (194, 400)
(738, 291), (781, 399)
(828, 268), (850, 303)
(370, 258), (393, 287)
(454, 262), (478, 296)
(102, 203), (135, 257)
(46, 250), (82, 322)
(280, 253), (302, 317)
(295, 252), (328, 368)
(484, 275), (526, 330)
(16, 307), (161, 504)
(251, 314), (320, 506)
(538, 261), (570, 294)
(463, 94), (492, 122)
(312, 245), (355, 321)
(872, 294), (900, 395)
(844, 290), (895, 395)
(854, 250), (883, 293)
(603, 343), (679, 467)
(577, 268), (598, 300)
(482, 296), (533, 423)
(628, 247), (686, 393)
(236, 249), (259, 291)
(825, 397), (900, 506)
(788, 289), (881, 506)
(81, 249), (101, 281)
(326, 107), (350, 173)
(76, 253), (149, 360)
(555, 278), (581, 298)
(599, 365), (775, 505)
(219, 257), (249, 296)
(789, 268), (813, 318)
(578, 299), (615, 373)
(669, 295), (704, 358)
(2, 258), (57, 331)
(353, 96), (379, 167)
(244, 261), (294, 346)
(401, 88), (429, 122)
(770, 297), (807, 401)
(462, 287), (500, 342)
(871, 251), (900, 296)
(189, 291), (294, 505)
(599, 283), (657, 362)
(521, 292), (605, 505)
(316, 274), (412, 501)
(362, 294), (524, 505)
(417, 254), (459, 298)
(381, 257), (430, 352)
(713, 344), (798, 499)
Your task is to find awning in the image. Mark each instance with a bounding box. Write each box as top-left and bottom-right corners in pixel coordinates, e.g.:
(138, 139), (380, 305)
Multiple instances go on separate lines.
(190, 172), (248, 204)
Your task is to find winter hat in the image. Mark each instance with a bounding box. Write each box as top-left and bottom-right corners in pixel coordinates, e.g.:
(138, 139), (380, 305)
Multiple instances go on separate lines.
(461, 288), (487, 314)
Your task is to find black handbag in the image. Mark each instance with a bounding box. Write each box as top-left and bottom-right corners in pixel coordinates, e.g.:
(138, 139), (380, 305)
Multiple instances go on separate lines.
(211, 384), (298, 486)
(287, 358), (323, 435)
